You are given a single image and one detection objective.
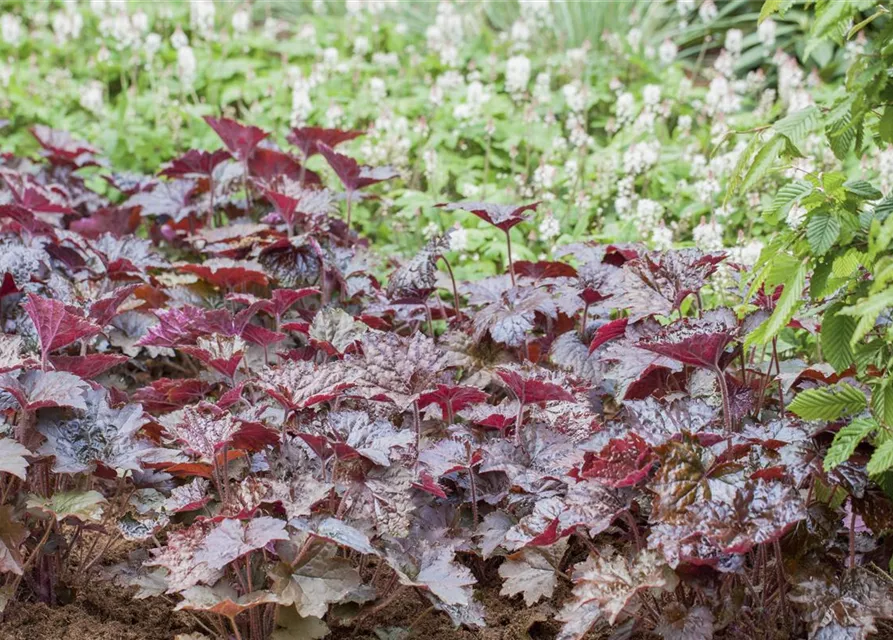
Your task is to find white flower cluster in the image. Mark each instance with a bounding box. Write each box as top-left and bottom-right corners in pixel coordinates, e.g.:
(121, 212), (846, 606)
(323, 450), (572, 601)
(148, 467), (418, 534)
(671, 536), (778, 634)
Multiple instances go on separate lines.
(98, 9), (149, 50)
(1, 13), (23, 46)
(190, 0), (216, 40)
(693, 217), (725, 250)
(623, 140), (660, 175)
(426, 1), (464, 67)
(505, 55), (531, 99)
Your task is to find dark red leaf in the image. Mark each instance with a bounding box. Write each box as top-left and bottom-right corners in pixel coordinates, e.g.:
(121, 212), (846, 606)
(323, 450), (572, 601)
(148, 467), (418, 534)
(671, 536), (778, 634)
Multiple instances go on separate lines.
(203, 116), (269, 161)
(287, 126), (364, 158)
(588, 318), (629, 353)
(49, 354), (129, 379)
(436, 201), (540, 232)
(578, 433), (655, 487)
(317, 143), (398, 192)
(23, 294), (102, 357)
(159, 149), (232, 178)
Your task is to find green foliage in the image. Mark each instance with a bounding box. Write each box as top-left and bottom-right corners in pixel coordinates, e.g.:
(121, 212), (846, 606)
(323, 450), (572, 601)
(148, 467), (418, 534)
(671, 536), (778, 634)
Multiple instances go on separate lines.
(788, 384), (868, 421)
(824, 418), (876, 471)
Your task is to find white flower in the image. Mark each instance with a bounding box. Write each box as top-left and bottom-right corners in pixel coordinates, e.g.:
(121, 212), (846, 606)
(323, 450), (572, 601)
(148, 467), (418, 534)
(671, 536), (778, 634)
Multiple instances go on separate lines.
(724, 28), (743, 56)
(52, 9), (84, 44)
(1, 13), (23, 46)
(426, 1), (464, 67)
(615, 92), (636, 124)
(538, 214), (560, 241)
(131, 10), (149, 33)
(505, 55), (531, 96)
(80, 81), (105, 114)
(190, 0), (216, 39)
(643, 84), (661, 107)
(231, 9), (251, 33)
(698, 0), (718, 22)
(651, 224), (674, 250)
(450, 226), (469, 252)
(0, 62), (11, 87)
(369, 77), (387, 102)
(659, 39), (678, 64)
(171, 28), (189, 50)
(290, 73), (313, 127)
(177, 46), (197, 88)
(623, 141), (660, 175)
(144, 33), (162, 60)
(758, 18), (776, 48)
(729, 239), (763, 266)
(786, 203), (807, 229)
(533, 164), (558, 191)
(693, 218), (724, 251)
(676, 0), (695, 15)
(353, 35), (370, 55)
(626, 28), (642, 51)
(635, 199), (664, 228)
(562, 82), (586, 112)
(676, 114), (693, 135)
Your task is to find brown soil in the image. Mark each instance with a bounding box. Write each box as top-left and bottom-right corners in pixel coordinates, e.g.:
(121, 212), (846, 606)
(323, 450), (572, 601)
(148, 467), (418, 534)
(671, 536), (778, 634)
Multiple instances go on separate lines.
(0, 581), (201, 640)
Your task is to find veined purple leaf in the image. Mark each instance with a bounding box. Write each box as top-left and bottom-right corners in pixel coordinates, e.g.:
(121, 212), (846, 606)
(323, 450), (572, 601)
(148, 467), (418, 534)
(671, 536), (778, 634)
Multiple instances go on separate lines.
(194, 516), (288, 570)
(637, 308), (739, 369)
(436, 201), (540, 232)
(203, 116), (269, 162)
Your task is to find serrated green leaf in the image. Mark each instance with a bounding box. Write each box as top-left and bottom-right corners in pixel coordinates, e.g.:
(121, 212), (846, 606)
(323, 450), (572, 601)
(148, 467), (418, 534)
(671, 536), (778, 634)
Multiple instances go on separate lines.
(759, 0), (782, 22)
(27, 491), (107, 523)
(880, 106), (893, 145)
(824, 418), (876, 471)
(766, 180), (813, 222)
(871, 380), (893, 426)
(773, 107), (820, 145)
(807, 212), (841, 255)
(831, 249), (864, 278)
(741, 134), (785, 194)
(821, 303), (856, 372)
(843, 180), (883, 200)
(789, 383), (868, 421)
(867, 440), (893, 475)
(839, 287), (893, 345)
(747, 260), (807, 346)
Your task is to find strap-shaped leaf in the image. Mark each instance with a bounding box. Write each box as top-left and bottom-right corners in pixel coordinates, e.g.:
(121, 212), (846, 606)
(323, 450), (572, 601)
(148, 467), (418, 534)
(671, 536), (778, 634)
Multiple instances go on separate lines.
(789, 383), (867, 421)
(824, 418), (876, 471)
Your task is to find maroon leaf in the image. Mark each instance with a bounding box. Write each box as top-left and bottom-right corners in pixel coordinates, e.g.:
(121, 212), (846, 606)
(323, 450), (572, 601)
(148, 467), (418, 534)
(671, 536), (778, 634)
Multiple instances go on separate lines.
(436, 201), (540, 232)
(30, 125), (101, 167)
(578, 433), (655, 487)
(637, 308), (739, 369)
(88, 284), (139, 327)
(124, 179), (199, 221)
(588, 317), (629, 353)
(316, 143), (398, 192)
(496, 367), (576, 405)
(159, 149), (232, 178)
(23, 294), (101, 359)
(248, 148), (321, 185)
(513, 260), (578, 280)
(49, 354), (129, 379)
(203, 116), (269, 162)
(132, 379), (213, 413)
(0, 370), (89, 411)
(418, 384), (489, 421)
(287, 126), (364, 158)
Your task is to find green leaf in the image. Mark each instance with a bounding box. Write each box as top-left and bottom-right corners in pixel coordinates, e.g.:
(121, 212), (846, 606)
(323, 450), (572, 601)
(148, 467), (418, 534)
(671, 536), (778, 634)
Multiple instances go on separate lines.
(880, 106), (893, 145)
(807, 212), (840, 255)
(839, 288), (893, 345)
(871, 380), (893, 427)
(773, 107), (820, 145)
(765, 180), (813, 223)
(824, 418), (876, 471)
(821, 303), (856, 372)
(843, 180), (883, 200)
(747, 260), (807, 346)
(759, 0), (782, 22)
(867, 440), (893, 476)
(789, 383), (868, 421)
(831, 249), (864, 278)
(741, 134), (785, 194)
(27, 491), (107, 523)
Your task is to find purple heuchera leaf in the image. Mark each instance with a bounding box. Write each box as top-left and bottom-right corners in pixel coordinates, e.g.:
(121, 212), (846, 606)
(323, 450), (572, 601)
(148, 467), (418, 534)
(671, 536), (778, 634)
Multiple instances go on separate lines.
(159, 149), (232, 178)
(577, 433), (655, 488)
(436, 201), (540, 232)
(316, 143), (398, 192)
(496, 367), (576, 404)
(326, 410), (413, 467)
(124, 179), (199, 221)
(23, 294), (102, 360)
(203, 116), (269, 161)
(0, 370), (89, 411)
(637, 308), (739, 369)
(146, 523), (224, 593)
(287, 126), (364, 158)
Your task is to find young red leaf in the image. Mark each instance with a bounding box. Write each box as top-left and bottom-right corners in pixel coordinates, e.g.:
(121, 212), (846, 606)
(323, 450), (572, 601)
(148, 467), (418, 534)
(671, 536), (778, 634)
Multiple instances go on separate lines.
(577, 433), (655, 487)
(248, 147), (321, 185)
(588, 317), (629, 353)
(49, 354), (128, 379)
(496, 367), (576, 404)
(418, 384), (489, 421)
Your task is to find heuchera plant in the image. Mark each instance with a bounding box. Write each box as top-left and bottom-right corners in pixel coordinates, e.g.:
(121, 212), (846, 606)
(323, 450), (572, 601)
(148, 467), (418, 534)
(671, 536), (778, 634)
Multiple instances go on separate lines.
(0, 117), (891, 640)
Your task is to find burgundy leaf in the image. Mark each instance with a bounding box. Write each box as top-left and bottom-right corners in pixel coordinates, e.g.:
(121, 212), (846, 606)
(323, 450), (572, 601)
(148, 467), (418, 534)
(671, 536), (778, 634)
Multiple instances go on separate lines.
(637, 308), (739, 369)
(436, 200), (540, 232)
(30, 125), (101, 167)
(49, 354), (128, 379)
(203, 116), (269, 162)
(316, 143), (398, 192)
(248, 148), (321, 185)
(588, 317), (629, 353)
(23, 294), (101, 358)
(418, 384), (489, 421)
(159, 149), (232, 178)
(578, 433), (655, 487)
(496, 367), (576, 404)
(287, 126), (364, 158)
